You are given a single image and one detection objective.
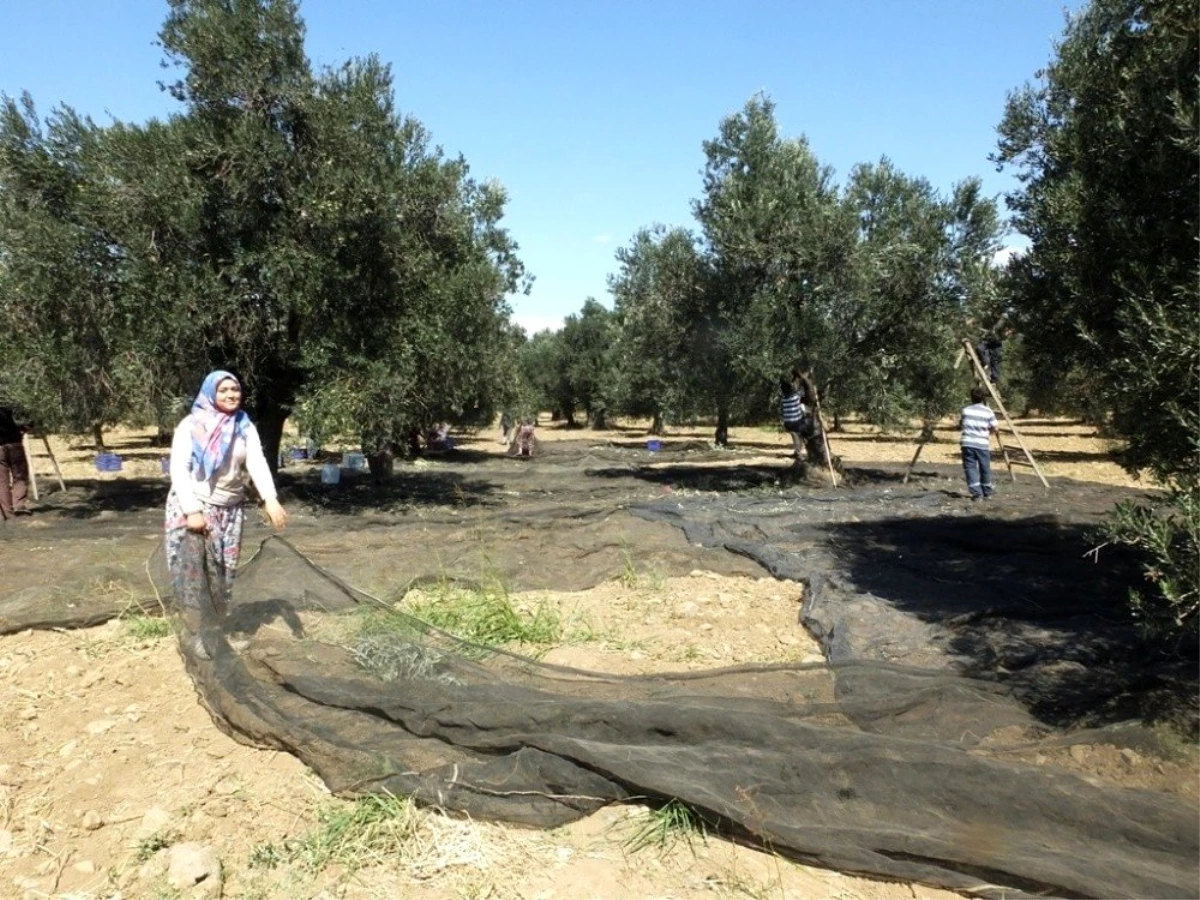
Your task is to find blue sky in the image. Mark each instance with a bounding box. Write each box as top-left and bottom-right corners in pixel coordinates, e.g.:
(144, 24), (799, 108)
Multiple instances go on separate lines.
(1, 1), (1077, 334)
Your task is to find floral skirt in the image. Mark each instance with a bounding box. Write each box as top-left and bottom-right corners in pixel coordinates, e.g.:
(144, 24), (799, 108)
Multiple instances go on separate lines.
(164, 490), (245, 614)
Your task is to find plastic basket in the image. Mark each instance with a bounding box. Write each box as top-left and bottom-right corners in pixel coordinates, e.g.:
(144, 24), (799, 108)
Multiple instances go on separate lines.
(647, 439), (662, 452)
(289, 447), (308, 461)
(343, 451), (366, 470)
(320, 463), (341, 485)
(95, 453), (123, 472)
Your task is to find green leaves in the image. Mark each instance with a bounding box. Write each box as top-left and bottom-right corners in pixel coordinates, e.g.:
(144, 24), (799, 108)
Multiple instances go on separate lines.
(997, 0), (1199, 641)
(1, 0), (525, 460)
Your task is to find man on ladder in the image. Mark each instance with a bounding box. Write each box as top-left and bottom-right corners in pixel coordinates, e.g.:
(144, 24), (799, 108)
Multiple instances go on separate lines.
(961, 339), (1049, 489)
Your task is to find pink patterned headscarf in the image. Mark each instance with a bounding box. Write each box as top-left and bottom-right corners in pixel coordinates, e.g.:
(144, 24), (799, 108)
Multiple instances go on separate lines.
(189, 370), (249, 480)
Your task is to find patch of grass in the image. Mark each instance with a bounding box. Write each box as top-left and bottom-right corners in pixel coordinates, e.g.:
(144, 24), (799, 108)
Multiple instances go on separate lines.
(405, 581), (562, 649)
(619, 541), (640, 589)
(670, 643), (703, 662)
(135, 830), (178, 862)
(248, 841), (288, 870)
(623, 799), (711, 856)
(599, 633), (652, 654)
(562, 616), (603, 645)
(273, 793), (421, 874)
(618, 541), (667, 591)
(146, 877), (183, 900)
(123, 614), (173, 641)
(350, 633), (463, 685)
(700, 871), (782, 900)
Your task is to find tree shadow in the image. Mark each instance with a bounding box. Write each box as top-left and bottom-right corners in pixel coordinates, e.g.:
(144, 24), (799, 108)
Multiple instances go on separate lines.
(825, 514), (1198, 733)
(36, 477), (169, 517)
(1020, 448), (1121, 465)
(586, 462), (786, 492)
(282, 468), (503, 513)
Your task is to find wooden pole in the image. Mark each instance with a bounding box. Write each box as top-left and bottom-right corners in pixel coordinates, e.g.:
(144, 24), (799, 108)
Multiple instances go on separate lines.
(42, 434), (66, 492)
(902, 425), (935, 485)
(22, 433), (38, 502)
(815, 406), (838, 488)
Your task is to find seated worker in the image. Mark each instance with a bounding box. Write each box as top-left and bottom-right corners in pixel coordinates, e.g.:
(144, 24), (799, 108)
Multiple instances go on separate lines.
(424, 422), (455, 453)
(513, 419), (537, 458)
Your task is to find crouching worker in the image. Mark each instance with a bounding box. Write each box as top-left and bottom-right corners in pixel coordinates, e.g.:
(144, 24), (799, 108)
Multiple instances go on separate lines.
(960, 385), (998, 501)
(425, 422), (455, 453)
(165, 370), (287, 659)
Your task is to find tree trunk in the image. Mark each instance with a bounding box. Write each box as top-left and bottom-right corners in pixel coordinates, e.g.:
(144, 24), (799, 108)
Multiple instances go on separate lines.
(255, 407), (288, 477)
(367, 444), (395, 483)
(92, 423), (106, 452)
(803, 409), (831, 468)
(650, 412), (664, 436)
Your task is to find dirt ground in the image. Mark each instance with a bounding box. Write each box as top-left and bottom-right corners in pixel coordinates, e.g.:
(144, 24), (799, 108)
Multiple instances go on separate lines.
(1, 415), (1192, 900)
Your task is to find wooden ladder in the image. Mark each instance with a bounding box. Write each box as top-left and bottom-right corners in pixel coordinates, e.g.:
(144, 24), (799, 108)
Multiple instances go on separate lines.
(961, 340), (1048, 488)
(23, 432), (66, 501)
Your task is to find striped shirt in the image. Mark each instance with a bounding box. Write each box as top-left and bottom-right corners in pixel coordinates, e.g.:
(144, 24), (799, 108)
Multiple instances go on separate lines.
(781, 393), (806, 423)
(960, 403), (997, 450)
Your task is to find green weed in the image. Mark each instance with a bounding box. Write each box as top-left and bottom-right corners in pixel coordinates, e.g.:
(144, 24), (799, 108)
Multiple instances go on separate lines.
(146, 877), (183, 900)
(274, 793), (420, 874)
(617, 540), (666, 591)
(135, 830), (178, 862)
(248, 841), (289, 870)
(624, 799), (710, 856)
(123, 614), (173, 641)
(405, 583), (562, 649)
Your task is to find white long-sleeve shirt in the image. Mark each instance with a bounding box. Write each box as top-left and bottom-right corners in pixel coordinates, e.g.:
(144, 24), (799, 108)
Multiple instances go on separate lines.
(169, 417), (278, 515)
(959, 403), (998, 450)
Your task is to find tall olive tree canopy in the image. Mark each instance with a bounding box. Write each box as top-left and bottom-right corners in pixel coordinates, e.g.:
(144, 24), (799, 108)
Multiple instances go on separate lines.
(994, 0), (1198, 637)
(608, 225), (708, 433)
(625, 95), (1004, 440)
(994, 0), (1198, 481)
(0, 0), (525, 461)
(0, 99), (157, 437)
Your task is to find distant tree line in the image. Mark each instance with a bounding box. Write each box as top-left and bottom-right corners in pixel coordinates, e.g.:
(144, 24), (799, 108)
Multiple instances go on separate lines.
(517, 96), (1005, 450)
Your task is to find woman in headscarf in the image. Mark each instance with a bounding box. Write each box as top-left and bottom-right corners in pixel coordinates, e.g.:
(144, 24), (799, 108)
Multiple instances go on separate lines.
(165, 370), (287, 658)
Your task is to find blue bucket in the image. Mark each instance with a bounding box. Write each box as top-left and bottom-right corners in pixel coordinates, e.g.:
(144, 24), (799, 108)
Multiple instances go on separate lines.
(647, 439), (662, 452)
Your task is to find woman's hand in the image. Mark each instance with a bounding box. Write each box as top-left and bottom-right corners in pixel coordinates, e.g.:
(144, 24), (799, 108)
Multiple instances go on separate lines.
(263, 498), (288, 531)
(185, 512), (208, 534)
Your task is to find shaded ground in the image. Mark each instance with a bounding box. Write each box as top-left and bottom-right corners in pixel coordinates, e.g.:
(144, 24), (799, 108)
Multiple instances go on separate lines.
(1, 419), (1196, 899)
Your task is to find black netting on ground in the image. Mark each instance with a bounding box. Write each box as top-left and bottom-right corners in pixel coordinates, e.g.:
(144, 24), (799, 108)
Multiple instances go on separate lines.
(3, 444), (1197, 898)
(148, 535), (1197, 900)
